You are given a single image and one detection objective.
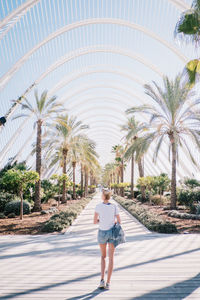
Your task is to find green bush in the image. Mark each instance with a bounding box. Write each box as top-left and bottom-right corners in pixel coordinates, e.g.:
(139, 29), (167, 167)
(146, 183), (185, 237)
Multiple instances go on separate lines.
(7, 212), (16, 218)
(4, 200), (30, 216)
(0, 212), (6, 219)
(42, 220), (65, 232)
(136, 193), (149, 203)
(114, 195), (177, 234)
(42, 196), (91, 232)
(0, 192), (15, 212)
(178, 188), (200, 212)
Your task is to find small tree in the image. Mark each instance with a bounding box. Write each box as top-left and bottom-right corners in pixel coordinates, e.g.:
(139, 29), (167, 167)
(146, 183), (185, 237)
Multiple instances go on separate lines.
(2, 169), (39, 220)
(51, 174), (69, 205)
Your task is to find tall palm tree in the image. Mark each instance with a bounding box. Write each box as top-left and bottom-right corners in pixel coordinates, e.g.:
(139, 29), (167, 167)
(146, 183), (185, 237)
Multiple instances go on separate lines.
(121, 117), (147, 198)
(175, 0), (200, 85)
(13, 90), (63, 211)
(126, 74), (200, 209)
(80, 139), (100, 196)
(44, 114), (88, 203)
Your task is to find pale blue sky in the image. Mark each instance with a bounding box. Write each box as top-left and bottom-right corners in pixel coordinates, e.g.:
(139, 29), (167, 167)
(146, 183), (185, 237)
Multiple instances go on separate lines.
(1, 0), (200, 180)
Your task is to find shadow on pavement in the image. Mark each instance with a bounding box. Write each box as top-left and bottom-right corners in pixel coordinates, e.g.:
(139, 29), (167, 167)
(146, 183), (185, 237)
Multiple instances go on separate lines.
(1, 248), (200, 299)
(66, 288), (107, 300)
(129, 273), (200, 300)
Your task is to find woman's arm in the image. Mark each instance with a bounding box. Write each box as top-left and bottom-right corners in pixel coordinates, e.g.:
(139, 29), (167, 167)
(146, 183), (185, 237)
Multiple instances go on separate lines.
(93, 212), (99, 224)
(116, 214), (121, 224)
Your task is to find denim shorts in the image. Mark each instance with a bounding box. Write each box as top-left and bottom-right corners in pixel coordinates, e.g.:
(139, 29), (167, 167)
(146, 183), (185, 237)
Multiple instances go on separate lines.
(98, 228), (115, 245)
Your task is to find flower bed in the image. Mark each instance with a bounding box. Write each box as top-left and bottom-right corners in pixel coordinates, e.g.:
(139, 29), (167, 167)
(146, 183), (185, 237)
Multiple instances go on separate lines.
(42, 195), (94, 233)
(113, 195), (178, 234)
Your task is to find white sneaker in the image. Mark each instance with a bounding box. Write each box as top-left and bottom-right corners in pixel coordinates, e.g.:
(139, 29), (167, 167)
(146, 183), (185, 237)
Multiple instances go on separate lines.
(98, 279), (105, 289)
(105, 283), (110, 290)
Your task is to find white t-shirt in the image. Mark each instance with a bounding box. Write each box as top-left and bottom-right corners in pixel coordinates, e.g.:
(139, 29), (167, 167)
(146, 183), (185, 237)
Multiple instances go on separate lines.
(95, 202), (119, 230)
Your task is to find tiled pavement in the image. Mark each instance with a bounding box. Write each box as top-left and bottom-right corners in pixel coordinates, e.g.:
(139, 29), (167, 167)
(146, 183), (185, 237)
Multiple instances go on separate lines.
(0, 192), (200, 299)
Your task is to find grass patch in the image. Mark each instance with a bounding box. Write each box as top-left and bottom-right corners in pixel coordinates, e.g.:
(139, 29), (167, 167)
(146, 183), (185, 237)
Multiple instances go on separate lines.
(113, 195), (178, 234)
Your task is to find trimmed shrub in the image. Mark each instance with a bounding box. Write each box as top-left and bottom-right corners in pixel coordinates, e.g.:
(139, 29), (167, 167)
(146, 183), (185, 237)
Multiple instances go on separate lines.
(7, 212), (16, 218)
(168, 210), (200, 220)
(151, 195), (168, 205)
(42, 196), (92, 233)
(0, 192), (15, 213)
(0, 213), (6, 219)
(4, 200), (30, 216)
(114, 195), (177, 234)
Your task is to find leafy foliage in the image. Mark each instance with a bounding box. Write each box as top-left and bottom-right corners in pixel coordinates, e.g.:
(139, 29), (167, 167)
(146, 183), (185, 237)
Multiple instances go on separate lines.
(42, 196), (93, 232)
(114, 195), (177, 233)
(0, 192), (16, 212)
(4, 200), (30, 216)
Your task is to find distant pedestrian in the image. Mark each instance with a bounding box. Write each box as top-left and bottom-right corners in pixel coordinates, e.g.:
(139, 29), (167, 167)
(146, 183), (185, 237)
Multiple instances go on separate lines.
(93, 189), (121, 290)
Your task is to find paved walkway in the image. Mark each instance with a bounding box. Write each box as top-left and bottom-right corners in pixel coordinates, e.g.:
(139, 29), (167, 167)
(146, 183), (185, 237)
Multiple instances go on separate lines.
(0, 192), (200, 299)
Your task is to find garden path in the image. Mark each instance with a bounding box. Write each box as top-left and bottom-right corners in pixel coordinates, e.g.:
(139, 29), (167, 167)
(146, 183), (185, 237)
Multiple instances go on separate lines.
(0, 192), (200, 299)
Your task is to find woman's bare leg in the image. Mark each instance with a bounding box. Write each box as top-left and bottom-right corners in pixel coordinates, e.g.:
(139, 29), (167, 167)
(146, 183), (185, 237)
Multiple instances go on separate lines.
(107, 243), (115, 284)
(99, 243), (107, 280)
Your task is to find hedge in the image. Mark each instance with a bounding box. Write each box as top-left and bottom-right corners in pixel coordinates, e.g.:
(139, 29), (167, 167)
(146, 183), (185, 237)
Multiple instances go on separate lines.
(113, 195), (178, 234)
(42, 195), (94, 233)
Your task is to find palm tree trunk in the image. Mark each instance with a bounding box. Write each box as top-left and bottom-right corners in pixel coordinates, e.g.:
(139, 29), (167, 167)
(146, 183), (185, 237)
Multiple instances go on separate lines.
(138, 157), (145, 200)
(20, 188), (23, 220)
(113, 172), (116, 194)
(131, 152), (134, 198)
(62, 149), (68, 203)
(117, 172), (120, 195)
(81, 164), (84, 197)
(85, 167), (88, 196)
(120, 161), (124, 197)
(170, 138), (177, 209)
(72, 161), (76, 200)
(34, 119), (42, 211)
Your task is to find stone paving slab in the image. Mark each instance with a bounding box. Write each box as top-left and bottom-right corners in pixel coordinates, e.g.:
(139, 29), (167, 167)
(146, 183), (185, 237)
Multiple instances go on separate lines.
(0, 192), (200, 299)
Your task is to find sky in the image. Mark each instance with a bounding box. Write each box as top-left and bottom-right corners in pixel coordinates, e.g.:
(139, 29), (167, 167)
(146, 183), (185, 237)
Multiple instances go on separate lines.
(1, 0), (200, 181)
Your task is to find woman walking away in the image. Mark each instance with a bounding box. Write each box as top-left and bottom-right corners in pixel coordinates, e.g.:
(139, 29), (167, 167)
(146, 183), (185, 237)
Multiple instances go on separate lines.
(93, 189), (121, 290)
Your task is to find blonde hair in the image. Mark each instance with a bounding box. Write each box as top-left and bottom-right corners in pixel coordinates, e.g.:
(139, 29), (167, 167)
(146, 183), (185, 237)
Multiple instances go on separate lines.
(102, 189), (111, 200)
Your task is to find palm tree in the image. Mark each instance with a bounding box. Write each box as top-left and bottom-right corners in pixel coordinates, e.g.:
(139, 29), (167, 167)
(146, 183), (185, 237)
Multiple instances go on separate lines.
(80, 139), (100, 197)
(44, 114), (88, 203)
(112, 145), (125, 196)
(121, 117), (147, 198)
(67, 135), (97, 199)
(13, 90), (63, 211)
(126, 74), (200, 209)
(175, 0), (200, 85)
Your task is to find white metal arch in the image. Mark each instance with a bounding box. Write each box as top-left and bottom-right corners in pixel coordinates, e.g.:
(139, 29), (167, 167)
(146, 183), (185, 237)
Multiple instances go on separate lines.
(0, 1), (189, 40)
(48, 64), (145, 97)
(36, 44), (163, 86)
(0, 16), (188, 90)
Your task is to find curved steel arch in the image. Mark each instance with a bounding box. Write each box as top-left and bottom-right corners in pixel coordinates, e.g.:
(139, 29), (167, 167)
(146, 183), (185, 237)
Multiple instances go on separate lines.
(1, 15), (188, 90)
(0, 1), (189, 40)
(68, 96), (138, 113)
(49, 64), (145, 97)
(10, 80), (147, 144)
(59, 83), (148, 109)
(36, 44), (163, 86)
